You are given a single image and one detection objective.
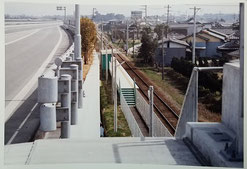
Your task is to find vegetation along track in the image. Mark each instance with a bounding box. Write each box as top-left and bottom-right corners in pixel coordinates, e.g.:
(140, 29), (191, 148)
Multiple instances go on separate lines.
(99, 32), (179, 136)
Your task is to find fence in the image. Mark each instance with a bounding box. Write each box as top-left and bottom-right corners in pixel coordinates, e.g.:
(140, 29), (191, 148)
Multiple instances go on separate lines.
(135, 89), (172, 137)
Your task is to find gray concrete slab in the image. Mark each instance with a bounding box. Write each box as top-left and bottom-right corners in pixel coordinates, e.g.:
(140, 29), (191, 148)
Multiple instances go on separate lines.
(185, 122), (243, 168)
(70, 51), (100, 139)
(5, 137), (201, 166)
(5, 142), (33, 165)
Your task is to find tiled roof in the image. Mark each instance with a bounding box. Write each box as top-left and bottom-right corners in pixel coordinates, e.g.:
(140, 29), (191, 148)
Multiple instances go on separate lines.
(158, 37), (189, 47)
(217, 40), (239, 50)
(201, 29), (227, 41)
(211, 28), (236, 35)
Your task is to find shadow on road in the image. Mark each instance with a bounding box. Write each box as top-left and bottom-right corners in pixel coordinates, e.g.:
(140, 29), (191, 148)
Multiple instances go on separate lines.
(5, 89), (41, 145)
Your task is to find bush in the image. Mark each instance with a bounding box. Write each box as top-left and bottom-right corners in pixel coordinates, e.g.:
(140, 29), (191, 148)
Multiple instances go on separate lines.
(171, 57), (222, 93)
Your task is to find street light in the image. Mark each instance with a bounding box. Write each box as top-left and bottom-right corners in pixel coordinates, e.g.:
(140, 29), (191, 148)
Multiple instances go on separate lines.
(56, 6), (66, 22)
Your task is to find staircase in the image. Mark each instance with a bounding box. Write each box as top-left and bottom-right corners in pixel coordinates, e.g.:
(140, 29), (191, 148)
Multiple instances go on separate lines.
(121, 88), (135, 106)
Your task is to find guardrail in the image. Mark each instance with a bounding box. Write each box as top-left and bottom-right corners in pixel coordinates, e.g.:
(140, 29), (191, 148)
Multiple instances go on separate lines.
(38, 44), (83, 138)
(38, 4), (83, 139)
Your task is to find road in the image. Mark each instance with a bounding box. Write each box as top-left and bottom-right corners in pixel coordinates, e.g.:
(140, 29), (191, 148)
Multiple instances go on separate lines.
(5, 21), (72, 144)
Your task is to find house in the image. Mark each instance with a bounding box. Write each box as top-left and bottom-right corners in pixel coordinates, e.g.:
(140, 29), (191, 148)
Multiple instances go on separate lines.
(155, 37), (189, 66)
(217, 30), (239, 57)
(181, 28), (228, 57)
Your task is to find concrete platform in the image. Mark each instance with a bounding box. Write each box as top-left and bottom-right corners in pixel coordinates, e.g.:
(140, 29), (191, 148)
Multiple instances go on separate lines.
(185, 122), (243, 168)
(70, 50), (100, 139)
(5, 137), (201, 166)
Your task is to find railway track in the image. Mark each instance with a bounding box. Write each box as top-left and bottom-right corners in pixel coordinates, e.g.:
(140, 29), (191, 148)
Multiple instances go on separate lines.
(98, 32), (179, 136)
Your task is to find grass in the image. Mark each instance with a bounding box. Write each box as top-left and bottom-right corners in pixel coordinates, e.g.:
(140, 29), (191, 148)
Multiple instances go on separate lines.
(100, 81), (131, 137)
(139, 67), (221, 122)
(140, 67), (187, 108)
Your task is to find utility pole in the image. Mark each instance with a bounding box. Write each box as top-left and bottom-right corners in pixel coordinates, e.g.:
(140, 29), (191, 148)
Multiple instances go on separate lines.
(101, 20), (103, 50)
(92, 8), (96, 20)
(164, 5), (171, 38)
(114, 56), (117, 132)
(64, 7), (66, 21)
(161, 26), (164, 80)
(132, 29), (135, 57)
(190, 6), (200, 64)
(126, 20), (129, 56)
(141, 5), (147, 23)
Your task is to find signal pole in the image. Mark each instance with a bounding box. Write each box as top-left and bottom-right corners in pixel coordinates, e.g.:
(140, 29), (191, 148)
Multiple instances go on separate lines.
(126, 20), (129, 56)
(190, 6), (200, 64)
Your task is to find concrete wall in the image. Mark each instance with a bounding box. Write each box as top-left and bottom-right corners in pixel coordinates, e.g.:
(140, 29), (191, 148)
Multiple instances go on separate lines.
(206, 42), (223, 57)
(221, 62), (240, 135)
(136, 90), (172, 137)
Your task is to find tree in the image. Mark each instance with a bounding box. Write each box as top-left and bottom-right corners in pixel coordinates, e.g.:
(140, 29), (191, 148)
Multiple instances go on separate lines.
(137, 26), (157, 65)
(80, 17), (97, 64)
(154, 24), (169, 40)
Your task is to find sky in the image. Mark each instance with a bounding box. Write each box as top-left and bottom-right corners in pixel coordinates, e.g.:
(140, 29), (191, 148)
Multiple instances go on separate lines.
(5, 2), (240, 17)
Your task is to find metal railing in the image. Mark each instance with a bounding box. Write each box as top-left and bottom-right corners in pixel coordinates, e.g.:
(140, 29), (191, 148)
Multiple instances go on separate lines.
(175, 67), (223, 139)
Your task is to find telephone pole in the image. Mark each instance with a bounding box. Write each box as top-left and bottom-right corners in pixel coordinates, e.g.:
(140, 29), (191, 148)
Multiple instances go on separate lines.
(164, 5), (171, 38)
(190, 6), (200, 64)
(126, 20), (129, 56)
(161, 26), (165, 80)
(141, 5), (147, 23)
(92, 8), (96, 19)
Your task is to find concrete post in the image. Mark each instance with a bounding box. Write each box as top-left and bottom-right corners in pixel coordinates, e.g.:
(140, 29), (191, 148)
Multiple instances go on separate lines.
(112, 49), (114, 103)
(40, 103), (56, 131)
(106, 48), (108, 82)
(70, 64), (79, 125)
(149, 86), (154, 137)
(74, 4), (81, 60)
(134, 78), (136, 104)
(195, 69), (198, 122)
(76, 58), (83, 108)
(59, 74), (71, 138)
(38, 75), (58, 103)
(114, 56), (118, 132)
(237, 2), (244, 157)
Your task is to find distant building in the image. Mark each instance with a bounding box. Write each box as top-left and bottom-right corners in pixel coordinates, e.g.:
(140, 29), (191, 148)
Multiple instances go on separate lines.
(131, 11), (142, 20)
(169, 23), (203, 36)
(155, 38), (189, 66)
(181, 28), (228, 57)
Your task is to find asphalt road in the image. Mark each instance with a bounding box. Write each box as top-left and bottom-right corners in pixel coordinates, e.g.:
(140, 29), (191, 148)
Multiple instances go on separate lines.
(5, 21), (72, 144)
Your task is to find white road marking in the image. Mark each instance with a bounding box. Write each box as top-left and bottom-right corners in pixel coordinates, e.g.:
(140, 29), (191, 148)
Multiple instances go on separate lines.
(5, 29), (40, 45)
(5, 26), (63, 122)
(6, 103), (38, 145)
